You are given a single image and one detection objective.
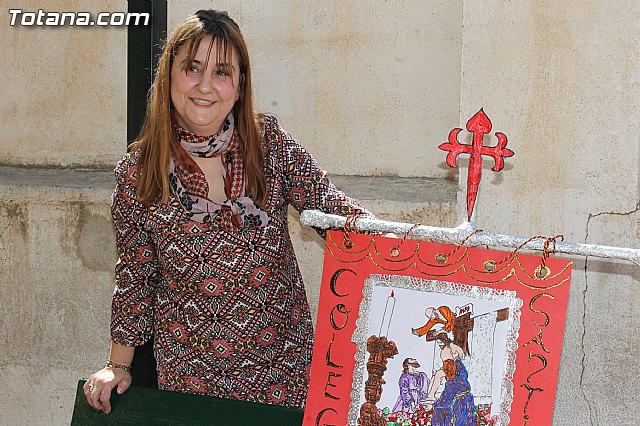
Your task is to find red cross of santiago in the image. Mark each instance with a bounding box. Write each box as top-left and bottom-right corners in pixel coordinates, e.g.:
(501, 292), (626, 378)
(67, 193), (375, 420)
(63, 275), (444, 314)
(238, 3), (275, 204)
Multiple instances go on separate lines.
(439, 109), (514, 221)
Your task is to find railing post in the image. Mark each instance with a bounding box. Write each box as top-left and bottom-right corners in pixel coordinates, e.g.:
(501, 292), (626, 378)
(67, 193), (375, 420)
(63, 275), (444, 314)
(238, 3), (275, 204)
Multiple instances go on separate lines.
(126, 0), (167, 388)
(127, 0), (167, 145)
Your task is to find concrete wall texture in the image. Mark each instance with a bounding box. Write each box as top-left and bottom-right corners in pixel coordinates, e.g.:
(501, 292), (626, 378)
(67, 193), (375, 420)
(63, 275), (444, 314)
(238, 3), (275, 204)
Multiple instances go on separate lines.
(0, 0), (128, 168)
(459, 2), (640, 424)
(0, 1), (637, 425)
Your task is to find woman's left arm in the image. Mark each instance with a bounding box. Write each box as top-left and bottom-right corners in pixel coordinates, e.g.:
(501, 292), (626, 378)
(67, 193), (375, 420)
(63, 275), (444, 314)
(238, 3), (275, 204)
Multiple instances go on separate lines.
(270, 120), (374, 228)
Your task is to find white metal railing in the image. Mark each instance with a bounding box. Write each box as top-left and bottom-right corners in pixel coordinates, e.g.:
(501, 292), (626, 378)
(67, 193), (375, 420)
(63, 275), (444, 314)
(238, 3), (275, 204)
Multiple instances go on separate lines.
(300, 210), (640, 265)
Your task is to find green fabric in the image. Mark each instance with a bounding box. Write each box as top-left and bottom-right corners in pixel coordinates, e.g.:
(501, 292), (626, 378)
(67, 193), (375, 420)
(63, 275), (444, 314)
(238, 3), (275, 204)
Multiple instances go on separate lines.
(72, 380), (304, 425)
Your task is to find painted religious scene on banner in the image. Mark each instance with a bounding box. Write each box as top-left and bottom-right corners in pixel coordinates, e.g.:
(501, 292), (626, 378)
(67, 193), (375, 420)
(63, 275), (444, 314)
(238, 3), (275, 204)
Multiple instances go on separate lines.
(352, 275), (521, 425)
(304, 231), (572, 426)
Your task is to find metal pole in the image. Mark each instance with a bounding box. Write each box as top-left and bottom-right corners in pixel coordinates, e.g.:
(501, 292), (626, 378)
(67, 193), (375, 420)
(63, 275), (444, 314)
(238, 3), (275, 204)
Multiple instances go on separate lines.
(300, 210), (640, 265)
(127, 0), (167, 145)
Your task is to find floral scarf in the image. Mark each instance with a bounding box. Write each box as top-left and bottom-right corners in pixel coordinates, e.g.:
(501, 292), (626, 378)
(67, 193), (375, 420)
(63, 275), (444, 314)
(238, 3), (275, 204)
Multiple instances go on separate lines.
(169, 113), (270, 229)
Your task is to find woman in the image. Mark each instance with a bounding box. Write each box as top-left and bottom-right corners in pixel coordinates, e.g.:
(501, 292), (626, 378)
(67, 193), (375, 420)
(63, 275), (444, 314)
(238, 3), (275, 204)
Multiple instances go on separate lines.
(430, 359), (475, 426)
(84, 9), (371, 414)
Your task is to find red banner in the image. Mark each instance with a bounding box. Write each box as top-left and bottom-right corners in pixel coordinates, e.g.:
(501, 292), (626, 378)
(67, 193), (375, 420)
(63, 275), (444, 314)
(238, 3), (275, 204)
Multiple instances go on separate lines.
(305, 231), (572, 426)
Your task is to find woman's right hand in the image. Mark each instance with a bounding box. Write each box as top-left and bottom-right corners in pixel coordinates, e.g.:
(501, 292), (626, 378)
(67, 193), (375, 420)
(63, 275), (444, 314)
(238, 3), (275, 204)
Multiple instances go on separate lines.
(83, 366), (132, 414)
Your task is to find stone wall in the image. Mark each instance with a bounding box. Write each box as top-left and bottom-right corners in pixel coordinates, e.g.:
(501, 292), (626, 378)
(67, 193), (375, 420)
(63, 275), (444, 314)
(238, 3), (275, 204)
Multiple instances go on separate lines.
(0, 0), (128, 168)
(0, 171), (116, 425)
(459, 2), (640, 424)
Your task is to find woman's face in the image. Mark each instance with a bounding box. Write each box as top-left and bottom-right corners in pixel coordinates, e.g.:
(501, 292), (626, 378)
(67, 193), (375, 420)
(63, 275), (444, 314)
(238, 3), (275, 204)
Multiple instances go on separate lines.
(170, 36), (240, 136)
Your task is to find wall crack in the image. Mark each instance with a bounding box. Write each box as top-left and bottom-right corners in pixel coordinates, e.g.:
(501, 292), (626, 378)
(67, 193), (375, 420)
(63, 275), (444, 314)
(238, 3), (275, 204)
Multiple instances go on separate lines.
(580, 200), (639, 425)
(586, 201), (640, 223)
(579, 254), (595, 426)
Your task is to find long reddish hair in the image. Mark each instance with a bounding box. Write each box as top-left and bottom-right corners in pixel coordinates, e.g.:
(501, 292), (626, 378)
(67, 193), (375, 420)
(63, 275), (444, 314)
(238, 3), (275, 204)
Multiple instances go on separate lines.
(131, 10), (266, 206)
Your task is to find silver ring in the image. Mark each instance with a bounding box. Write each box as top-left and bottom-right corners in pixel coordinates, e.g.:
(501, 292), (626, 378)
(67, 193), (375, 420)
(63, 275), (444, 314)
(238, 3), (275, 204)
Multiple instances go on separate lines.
(88, 384), (95, 392)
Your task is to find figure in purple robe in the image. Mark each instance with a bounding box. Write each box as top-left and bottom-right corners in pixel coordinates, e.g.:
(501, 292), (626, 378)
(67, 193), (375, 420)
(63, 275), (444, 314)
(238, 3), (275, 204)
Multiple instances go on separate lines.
(392, 358), (430, 413)
(431, 359), (475, 426)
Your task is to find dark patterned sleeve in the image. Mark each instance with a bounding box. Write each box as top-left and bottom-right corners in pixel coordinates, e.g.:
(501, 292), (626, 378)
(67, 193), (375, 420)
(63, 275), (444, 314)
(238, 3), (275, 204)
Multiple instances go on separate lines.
(109, 156), (159, 347)
(265, 116), (374, 236)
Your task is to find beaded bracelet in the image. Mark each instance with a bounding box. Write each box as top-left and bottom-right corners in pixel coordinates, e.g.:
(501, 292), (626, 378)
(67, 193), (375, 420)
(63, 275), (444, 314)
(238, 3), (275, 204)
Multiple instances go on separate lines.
(105, 360), (131, 372)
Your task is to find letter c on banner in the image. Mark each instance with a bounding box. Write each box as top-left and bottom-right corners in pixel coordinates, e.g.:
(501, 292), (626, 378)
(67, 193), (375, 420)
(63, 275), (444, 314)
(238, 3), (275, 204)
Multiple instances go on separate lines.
(330, 269), (356, 298)
(316, 407), (338, 426)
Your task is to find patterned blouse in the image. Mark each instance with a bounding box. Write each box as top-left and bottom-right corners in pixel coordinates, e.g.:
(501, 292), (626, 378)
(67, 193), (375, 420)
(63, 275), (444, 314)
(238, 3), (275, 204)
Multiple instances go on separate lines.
(110, 116), (370, 408)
